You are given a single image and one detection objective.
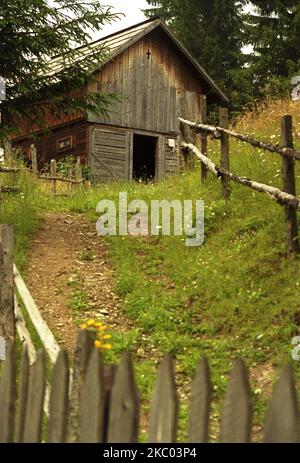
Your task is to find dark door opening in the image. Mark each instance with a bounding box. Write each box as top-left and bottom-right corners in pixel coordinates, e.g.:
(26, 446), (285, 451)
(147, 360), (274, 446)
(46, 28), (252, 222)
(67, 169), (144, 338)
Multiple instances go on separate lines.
(133, 134), (157, 181)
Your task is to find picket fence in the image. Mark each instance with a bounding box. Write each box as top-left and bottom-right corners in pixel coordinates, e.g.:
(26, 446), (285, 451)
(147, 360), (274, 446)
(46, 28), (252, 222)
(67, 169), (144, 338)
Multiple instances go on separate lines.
(0, 330), (299, 443)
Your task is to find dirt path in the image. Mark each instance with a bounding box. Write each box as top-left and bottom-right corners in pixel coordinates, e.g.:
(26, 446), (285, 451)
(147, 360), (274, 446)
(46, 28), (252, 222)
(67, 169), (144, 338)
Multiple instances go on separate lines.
(25, 212), (132, 351)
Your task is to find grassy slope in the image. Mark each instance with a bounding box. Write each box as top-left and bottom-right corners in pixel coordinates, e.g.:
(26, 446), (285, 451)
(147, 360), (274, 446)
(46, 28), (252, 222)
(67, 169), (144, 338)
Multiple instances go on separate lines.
(1, 99), (300, 439)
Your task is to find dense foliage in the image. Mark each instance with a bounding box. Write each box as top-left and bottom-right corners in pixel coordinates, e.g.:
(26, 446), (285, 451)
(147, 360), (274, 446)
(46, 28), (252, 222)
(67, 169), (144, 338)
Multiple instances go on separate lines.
(145, 1), (300, 113)
(0, 0), (119, 140)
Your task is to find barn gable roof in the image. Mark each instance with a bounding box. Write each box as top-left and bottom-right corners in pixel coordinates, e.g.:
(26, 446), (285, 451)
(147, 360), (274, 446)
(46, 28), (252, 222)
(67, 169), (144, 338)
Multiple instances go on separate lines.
(49, 18), (228, 103)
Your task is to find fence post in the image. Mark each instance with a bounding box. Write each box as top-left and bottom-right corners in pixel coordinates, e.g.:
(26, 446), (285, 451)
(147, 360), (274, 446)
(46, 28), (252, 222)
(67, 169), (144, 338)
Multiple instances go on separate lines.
(75, 158), (83, 186)
(68, 166), (73, 194)
(200, 95), (208, 182)
(3, 140), (12, 164)
(50, 159), (57, 195)
(30, 144), (38, 174)
(0, 225), (15, 343)
(281, 115), (299, 256)
(220, 107), (231, 198)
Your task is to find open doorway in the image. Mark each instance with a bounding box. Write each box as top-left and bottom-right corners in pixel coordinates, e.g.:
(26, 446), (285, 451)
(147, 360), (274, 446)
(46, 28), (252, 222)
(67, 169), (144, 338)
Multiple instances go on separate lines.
(132, 134), (157, 181)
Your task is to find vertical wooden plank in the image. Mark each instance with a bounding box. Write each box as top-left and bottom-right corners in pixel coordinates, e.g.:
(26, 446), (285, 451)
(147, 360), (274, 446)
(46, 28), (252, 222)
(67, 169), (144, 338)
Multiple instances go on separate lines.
(220, 107), (231, 198)
(30, 144), (38, 173)
(281, 115), (299, 255)
(50, 159), (57, 195)
(0, 342), (16, 443)
(68, 329), (95, 442)
(88, 126), (95, 183)
(264, 364), (300, 443)
(220, 359), (252, 443)
(103, 364), (116, 443)
(3, 140), (12, 164)
(149, 355), (178, 443)
(156, 136), (166, 181)
(22, 350), (46, 443)
(0, 224), (15, 342)
(200, 95), (208, 182)
(47, 350), (69, 443)
(107, 352), (139, 443)
(15, 346), (30, 443)
(68, 166), (73, 194)
(75, 158), (83, 184)
(79, 348), (104, 443)
(189, 357), (211, 443)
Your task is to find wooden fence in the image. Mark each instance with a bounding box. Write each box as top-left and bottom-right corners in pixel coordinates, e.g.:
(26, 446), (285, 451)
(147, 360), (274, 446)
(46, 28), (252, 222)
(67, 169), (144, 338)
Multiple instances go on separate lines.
(179, 109), (300, 256)
(0, 334), (299, 443)
(0, 144), (84, 195)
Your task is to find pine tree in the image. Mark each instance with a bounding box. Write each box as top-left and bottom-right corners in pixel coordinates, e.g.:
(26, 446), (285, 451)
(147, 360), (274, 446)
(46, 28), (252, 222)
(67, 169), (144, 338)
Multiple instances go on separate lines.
(145, 0), (252, 112)
(247, 1), (300, 81)
(0, 0), (119, 140)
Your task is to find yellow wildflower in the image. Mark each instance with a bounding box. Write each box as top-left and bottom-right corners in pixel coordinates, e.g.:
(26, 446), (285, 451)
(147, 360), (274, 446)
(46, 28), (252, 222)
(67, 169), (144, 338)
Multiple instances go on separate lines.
(94, 340), (103, 349)
(102, 344), (112, 350)
(87, 319), (96, 327)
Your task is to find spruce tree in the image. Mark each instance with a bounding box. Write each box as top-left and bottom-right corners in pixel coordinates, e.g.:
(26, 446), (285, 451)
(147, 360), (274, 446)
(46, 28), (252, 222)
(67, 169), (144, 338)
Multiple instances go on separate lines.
(247, 1), (300, 81)
(0, 0), (119, 140)
(145, 0), (251, 112)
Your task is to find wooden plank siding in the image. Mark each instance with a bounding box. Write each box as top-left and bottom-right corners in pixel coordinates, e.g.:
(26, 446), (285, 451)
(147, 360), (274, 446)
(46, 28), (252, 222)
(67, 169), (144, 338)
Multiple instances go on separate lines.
(12, 120), (89, 169)
(87, 28), (203, 135)
(89, 126), (129, 182)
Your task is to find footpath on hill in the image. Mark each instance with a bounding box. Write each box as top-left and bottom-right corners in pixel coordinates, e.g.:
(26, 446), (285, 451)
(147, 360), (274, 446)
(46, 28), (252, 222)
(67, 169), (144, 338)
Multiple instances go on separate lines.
(24, 212), (133, 351)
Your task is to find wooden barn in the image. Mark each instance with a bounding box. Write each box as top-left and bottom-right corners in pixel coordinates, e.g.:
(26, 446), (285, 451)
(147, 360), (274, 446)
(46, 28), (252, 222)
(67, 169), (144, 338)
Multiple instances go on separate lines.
(12, 17), (228, 182)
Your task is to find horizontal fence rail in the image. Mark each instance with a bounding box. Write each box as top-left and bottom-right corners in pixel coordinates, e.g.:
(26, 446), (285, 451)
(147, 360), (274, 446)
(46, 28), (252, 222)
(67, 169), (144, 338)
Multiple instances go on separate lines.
(179, 116), (300, 161)
(1, 143), (85, 195)
(179, 111), (300, 256)
(182, 141), (300, 210)
(0, 336), (299, 443)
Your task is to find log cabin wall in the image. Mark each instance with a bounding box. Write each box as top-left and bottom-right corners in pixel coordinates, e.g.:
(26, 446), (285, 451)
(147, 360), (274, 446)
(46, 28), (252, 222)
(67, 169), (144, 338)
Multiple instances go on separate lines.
(87, 28), (203, 135)
(13, 120), (89, 169)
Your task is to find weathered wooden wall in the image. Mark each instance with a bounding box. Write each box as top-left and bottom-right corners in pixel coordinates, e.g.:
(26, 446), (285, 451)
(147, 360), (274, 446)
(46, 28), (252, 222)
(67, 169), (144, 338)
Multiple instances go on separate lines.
(13, 120), (89, 168)
(89, 124), (178, 182)
(88, 28), (203, 135)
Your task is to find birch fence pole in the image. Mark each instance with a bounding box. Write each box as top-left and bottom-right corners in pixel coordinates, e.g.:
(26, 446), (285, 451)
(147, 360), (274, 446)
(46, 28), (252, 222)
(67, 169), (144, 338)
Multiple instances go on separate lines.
(0, 225), (15, 342)
(281, 115), (299, 256)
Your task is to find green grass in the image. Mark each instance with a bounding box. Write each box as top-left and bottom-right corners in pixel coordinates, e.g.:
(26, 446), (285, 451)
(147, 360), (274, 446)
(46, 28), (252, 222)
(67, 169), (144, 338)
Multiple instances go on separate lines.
(2, 99), (300, 440)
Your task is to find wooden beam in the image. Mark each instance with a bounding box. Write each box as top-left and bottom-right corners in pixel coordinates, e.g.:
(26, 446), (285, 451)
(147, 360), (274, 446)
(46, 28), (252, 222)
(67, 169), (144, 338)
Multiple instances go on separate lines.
(30, 144), (38, 174)
(219, 107), (230, 198)
(200, 95), (208, 182)
(13, 265), (60, 364)
(179, 117), (300, 161)
(182, 142), (300, 210)
(0, 225), (15, 342)
(281, 115), (299, 255)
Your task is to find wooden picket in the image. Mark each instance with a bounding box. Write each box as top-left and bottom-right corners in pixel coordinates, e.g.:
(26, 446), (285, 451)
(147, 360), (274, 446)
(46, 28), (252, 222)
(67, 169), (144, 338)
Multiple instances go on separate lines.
(107, 353), (139, 443)
(15, 347), (29, 443)
(220, 359), (252, 443)
(79, 349), (104, 443)
(22, 350), (46, 443)
(188, 356), (211, 443)
(47, 350), (69, 443)
(149, 355), (178, 443)
(0, 337), (300, 443)
(264, 364), (300, 443)
(0, 342), (16, 443)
